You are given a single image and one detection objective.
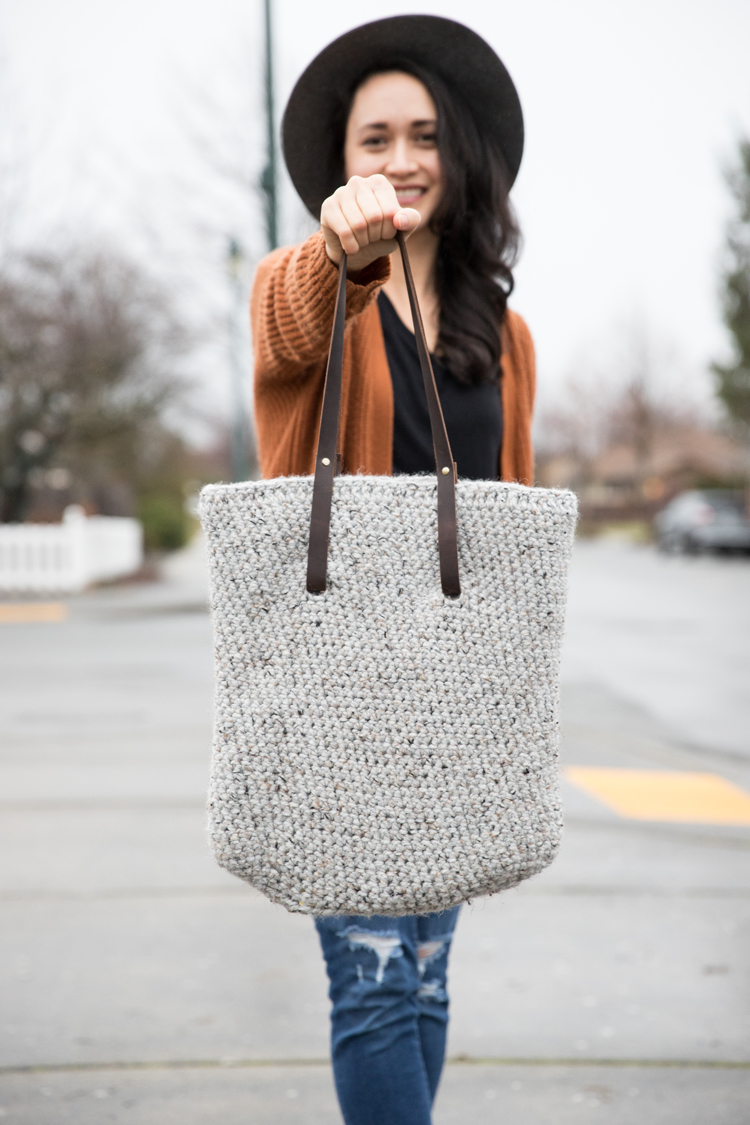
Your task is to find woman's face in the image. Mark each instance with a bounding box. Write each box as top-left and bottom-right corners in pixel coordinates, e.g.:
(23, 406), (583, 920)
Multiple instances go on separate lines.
(344, 71), (442, 227)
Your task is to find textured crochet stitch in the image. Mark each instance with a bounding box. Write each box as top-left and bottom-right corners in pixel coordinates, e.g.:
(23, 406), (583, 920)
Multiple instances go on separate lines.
(200, 475), (578, 916)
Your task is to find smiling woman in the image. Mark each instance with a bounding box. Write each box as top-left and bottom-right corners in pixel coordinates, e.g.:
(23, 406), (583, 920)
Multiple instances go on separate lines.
(335, 64), (520, 384)
(248, 15), (538, 1125)
(255, 18), (535, 488)
(344, 71), (440, 216)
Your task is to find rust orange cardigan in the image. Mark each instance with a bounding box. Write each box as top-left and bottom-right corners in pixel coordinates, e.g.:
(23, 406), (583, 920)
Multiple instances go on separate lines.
(252, 231), (535, 484)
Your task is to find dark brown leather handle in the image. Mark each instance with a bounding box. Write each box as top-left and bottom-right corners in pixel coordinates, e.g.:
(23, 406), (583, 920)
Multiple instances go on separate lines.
(306, 233), (461, 597)
(306, 248), (347, 595)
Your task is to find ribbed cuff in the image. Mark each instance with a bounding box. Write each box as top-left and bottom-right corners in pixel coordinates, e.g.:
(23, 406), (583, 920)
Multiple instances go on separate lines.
(306, 232), (391, 317)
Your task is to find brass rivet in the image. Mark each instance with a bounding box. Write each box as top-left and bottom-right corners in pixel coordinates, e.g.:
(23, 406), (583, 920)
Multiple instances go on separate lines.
(441, 466), (450, 475)
(321, 457), (330, 466)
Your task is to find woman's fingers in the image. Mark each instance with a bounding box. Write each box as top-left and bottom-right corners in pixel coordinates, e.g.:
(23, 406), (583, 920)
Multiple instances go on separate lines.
(320, 175), (423, 266)
(322, 192), (361, 256)
(338, 185), (380, 250)
(367, 175), (421, 240)
(354, 178), (390, 244)
(393, 207), (422, 237)
(322, 184), (378, 255)
(369, 175), (400, 240)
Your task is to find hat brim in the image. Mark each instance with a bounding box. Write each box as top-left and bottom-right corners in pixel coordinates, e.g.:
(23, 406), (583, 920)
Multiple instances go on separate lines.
(282, 15), (524, 219)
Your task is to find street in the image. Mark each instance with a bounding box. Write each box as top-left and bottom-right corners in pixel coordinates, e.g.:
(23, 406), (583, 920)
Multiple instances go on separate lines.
(1, 537), (749, 1123)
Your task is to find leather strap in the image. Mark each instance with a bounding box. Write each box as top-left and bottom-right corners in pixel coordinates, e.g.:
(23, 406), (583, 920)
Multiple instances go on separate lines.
(306, 249), (347, 594)
(306, 234), (461, 597)
(396, 233), (460, 596)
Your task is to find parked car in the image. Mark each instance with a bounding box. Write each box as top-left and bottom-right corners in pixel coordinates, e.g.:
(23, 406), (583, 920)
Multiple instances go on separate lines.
(655, 490), (750, 554)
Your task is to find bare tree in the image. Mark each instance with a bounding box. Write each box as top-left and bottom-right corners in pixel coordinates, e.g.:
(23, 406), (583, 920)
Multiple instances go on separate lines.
(535, 321), (707, 491)
(713, 137), (750, 429)
(0, 245), (189, 522)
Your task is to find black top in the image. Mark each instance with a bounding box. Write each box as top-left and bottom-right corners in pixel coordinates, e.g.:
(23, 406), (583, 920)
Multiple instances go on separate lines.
(377, 291), (503, 481)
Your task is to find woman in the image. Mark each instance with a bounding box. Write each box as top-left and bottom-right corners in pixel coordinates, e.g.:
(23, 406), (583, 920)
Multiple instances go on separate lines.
(251, 17), (535, 1125)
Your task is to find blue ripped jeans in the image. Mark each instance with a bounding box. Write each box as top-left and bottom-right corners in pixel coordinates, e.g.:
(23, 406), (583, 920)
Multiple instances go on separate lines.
(315, 908), (461, 1125)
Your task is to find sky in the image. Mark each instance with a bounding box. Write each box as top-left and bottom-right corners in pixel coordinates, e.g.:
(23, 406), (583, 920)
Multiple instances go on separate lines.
(1, 0), (749, 431)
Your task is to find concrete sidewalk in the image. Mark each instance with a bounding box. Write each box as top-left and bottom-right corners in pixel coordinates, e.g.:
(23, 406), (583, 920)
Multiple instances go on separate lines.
(1, 538), (748, 1122)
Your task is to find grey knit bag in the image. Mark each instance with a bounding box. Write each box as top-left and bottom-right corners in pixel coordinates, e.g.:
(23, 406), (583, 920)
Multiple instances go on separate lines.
(200, 237), (577, 917)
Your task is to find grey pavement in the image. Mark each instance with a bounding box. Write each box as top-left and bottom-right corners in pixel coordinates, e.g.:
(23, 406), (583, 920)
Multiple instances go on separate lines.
(1, 536), (749, 1122)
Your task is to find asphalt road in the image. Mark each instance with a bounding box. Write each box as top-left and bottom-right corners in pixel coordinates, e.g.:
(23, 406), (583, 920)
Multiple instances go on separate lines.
(1, 536), (748, 1123)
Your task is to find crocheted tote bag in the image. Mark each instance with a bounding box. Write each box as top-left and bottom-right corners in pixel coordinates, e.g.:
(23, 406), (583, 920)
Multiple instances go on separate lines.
(199, 235), (577, 917)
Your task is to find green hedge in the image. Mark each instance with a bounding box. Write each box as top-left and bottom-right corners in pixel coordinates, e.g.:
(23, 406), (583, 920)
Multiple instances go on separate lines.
(138, 495), (190, 553)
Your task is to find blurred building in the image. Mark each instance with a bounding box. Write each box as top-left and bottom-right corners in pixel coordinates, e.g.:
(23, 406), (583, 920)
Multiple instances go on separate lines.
(537, 423), (750, 524)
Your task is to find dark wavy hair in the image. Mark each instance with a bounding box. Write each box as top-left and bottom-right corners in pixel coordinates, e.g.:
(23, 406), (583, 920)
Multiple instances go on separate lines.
(331, 59), (521, 386)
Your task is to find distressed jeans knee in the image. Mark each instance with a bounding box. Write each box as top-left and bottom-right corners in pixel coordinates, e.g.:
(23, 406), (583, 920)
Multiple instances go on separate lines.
(338, 926), (405, 984)
(315, 908), (460, 1121)
(416, 936), (452, 1007)
(315, 909), (460, 1052)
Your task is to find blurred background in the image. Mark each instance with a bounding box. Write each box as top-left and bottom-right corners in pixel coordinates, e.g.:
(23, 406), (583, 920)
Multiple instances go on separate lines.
(1, 0), (750, 532)
(0, 1), (749, 1122)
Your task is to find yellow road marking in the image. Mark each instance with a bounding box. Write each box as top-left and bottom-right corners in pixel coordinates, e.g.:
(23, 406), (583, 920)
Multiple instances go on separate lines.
(0, 602), (69, 623)
(564, 767), (750, 826)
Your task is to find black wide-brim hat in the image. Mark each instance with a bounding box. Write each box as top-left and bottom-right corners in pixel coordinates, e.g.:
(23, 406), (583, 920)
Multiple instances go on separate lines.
(282, 15), (524, 219)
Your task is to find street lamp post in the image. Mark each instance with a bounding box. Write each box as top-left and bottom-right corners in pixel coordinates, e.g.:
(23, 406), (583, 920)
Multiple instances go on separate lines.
(224, 0), (276, 482)
(260, 0), (278, 252)
(227, 238), (250, 482)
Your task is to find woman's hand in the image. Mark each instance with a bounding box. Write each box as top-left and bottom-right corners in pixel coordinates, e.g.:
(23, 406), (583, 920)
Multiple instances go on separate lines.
(321, 174), (421, 273)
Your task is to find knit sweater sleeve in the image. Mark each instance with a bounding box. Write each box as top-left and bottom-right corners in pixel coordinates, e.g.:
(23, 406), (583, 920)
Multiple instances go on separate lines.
(500, 309), (536, 485)
(251, 231), (391, 388)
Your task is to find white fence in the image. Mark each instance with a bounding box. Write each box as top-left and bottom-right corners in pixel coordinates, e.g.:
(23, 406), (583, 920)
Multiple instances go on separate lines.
(0, 506), (144, 594)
